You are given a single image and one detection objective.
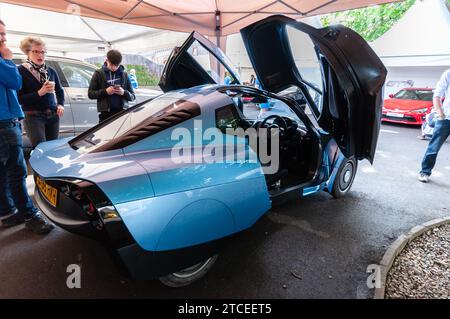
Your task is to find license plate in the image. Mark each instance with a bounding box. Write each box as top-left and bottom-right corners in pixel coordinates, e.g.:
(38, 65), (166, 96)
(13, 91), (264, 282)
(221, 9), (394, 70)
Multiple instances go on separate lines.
(387, 112), (404, 118)
(35, 175), (58, 207)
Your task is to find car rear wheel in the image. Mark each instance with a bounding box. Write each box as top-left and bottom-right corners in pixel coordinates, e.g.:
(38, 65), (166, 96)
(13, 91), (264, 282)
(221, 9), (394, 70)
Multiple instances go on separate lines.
(159, 254), (219, 288)
(331, 158), (357, 198)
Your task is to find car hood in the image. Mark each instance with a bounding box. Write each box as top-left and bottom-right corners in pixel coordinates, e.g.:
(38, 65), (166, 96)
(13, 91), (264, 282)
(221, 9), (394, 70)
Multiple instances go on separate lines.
(29, 138), (155, 204)
(383, 99), (432, 111)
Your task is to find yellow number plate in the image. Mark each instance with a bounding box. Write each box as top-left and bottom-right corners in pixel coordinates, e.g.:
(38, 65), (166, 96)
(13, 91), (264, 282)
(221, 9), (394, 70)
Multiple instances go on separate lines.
(35, 176), (58, 207)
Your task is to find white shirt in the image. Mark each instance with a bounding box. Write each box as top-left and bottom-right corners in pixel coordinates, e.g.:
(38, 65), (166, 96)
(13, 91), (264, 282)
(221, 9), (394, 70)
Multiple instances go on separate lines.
(434, 69), (450, 119)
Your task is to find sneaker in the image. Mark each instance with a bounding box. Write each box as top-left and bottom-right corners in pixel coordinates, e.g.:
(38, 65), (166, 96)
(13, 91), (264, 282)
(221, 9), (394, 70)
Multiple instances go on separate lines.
(0, 210), (17, 221)
(25, 213), (54, 234)
(1, 211), (26, 228)
(418, 173), (430, 183)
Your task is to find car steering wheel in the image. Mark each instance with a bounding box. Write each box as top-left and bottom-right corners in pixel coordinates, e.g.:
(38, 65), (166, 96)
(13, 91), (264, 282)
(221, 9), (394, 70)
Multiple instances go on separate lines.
(260, 115), (288, 132)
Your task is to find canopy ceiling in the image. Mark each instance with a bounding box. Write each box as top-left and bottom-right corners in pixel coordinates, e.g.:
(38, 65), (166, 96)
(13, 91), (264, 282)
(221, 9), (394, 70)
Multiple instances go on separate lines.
(1, 0), (398, 36)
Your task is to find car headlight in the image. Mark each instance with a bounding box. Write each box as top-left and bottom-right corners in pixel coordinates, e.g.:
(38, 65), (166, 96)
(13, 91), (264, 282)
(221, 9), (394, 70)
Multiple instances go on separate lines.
(415, 108), (428, 113)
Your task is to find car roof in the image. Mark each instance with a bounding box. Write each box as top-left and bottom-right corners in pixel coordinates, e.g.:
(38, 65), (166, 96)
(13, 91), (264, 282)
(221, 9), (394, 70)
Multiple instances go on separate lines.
(13, 53), (98, 68)
(402, 87), (434, 91)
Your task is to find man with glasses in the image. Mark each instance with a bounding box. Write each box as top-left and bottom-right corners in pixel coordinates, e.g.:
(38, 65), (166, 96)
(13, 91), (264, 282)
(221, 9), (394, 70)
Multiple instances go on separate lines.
(0, 19), (54, 233)
(88, 49), (135, 123)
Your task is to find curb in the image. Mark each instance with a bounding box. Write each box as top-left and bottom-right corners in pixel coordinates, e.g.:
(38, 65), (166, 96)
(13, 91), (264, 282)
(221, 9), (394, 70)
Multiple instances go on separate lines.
(373, 216), (450, 299)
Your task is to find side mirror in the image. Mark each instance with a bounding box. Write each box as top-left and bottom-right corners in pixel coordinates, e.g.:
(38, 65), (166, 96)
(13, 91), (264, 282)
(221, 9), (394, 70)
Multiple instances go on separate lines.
(389, 94), (394, 98)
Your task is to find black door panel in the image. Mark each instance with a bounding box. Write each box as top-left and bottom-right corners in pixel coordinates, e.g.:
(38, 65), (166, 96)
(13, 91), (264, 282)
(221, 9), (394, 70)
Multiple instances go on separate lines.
(240, 15), (387, 162)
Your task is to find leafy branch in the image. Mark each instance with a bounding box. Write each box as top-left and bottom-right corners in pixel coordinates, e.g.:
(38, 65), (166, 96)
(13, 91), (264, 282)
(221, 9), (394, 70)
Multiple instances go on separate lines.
(321, 0), (416, 42)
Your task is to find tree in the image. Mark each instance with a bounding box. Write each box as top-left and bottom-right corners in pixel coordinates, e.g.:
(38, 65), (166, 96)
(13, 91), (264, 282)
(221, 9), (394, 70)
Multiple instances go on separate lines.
(321, 0), (416, 42)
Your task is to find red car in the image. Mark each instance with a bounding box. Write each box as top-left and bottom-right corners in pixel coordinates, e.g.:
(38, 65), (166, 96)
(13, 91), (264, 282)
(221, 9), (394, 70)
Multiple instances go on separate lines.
(382, 88), (434, 125)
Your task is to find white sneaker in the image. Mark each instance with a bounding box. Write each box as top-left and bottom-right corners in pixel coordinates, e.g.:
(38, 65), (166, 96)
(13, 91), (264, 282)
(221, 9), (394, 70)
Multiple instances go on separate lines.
(418, 174), (429, 183)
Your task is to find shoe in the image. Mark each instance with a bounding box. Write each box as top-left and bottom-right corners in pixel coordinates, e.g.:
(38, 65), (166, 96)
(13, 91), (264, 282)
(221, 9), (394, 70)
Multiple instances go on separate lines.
(418, 173), (430, 183)
(1, 211), (26, 228)
(25, 213), (54, 234)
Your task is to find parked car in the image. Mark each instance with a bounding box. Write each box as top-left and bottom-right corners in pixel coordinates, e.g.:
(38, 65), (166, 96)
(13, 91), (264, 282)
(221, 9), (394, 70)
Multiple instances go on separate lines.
(12, 55), (161, 151)
(29, 15), (386, 287)
(382, 88), (434, 125)
(420, 111), (436, 140)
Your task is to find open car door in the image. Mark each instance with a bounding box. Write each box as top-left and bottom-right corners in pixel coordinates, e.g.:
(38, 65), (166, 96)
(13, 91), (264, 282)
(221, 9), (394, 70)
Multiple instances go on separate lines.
(159, 31), (240, 92)
(240, 15), (387, 163)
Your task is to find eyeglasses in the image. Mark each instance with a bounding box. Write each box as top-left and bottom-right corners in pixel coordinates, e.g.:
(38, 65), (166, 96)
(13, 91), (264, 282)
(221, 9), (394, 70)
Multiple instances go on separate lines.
(31, 50), (47, 55)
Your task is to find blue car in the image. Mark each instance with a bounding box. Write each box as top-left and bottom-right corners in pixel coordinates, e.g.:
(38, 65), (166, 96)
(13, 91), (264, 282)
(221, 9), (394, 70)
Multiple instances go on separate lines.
(30, 15), (386, 287)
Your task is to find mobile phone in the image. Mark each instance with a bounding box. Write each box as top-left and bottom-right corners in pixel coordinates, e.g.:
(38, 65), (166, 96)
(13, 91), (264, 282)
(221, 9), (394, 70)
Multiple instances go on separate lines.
(114, 84), (121, 88)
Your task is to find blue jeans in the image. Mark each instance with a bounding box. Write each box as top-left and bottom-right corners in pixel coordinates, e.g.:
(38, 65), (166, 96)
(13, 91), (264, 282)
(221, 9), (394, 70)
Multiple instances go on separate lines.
(0, 120), (38, 218)
(23, 111), (59, 149)
(420, 119), (450, 176)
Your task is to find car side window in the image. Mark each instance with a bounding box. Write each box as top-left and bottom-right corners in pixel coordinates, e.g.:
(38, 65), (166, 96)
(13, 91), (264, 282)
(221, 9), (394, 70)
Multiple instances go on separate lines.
(187, 40), (239, 85)
(58, 61), (96, 88)
(286, 26), (323, 114)
(12, 58), (23, 66)
(215, 104), (242, 133)
(241, 96), (304, 126)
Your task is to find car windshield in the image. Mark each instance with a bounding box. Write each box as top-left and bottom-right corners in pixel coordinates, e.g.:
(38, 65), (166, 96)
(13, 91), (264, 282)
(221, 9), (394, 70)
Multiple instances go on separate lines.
(394, 89), (434, 101)
(70, 91), (200, 153)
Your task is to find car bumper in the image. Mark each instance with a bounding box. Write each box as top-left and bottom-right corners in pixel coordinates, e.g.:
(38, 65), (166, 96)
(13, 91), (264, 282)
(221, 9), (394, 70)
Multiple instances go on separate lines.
(34, 186), (99, 238)
(381, 112), (426, 125)
(33, 173), (227, 279)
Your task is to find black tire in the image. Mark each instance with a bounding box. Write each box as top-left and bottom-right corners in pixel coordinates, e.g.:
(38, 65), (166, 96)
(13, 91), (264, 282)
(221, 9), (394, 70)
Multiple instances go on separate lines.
(331, 157), (357, 198)
(159, 254), (219, 288)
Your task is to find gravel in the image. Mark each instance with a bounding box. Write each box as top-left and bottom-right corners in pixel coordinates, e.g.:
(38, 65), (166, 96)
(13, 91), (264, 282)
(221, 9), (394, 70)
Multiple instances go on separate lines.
(385, 224), (450, 299)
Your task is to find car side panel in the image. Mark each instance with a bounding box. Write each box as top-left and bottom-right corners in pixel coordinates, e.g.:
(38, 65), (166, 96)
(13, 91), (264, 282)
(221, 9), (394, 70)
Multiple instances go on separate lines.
(115, 176), (270, 251)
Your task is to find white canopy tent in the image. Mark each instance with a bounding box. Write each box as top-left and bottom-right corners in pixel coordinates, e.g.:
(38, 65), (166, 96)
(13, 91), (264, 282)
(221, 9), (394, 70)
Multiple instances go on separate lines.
(0, 2), (189, 60)
(370, 0), (450, 96)
(0, 0), (398, 36)
(0, 0), (397, 56)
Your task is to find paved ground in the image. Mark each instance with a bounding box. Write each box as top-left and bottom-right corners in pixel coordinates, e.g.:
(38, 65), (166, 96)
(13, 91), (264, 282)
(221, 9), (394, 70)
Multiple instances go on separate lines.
(1, 123), (449, 298)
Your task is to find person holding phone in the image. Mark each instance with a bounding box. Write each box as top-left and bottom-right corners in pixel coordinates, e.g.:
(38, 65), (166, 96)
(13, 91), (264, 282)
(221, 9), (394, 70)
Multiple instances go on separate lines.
(88, 49), (135, 123)
(17, 36), (65, 149)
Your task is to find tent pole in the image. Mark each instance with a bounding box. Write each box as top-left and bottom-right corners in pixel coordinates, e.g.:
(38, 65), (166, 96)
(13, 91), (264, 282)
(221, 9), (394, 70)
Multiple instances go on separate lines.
(215, 10), (225, 81)
(80, 17), (111, 50)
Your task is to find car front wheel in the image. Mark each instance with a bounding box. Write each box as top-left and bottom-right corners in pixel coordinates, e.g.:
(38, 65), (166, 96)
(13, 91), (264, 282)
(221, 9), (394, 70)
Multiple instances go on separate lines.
(331, 158), (357, 198)
(159, 254), (219, 288)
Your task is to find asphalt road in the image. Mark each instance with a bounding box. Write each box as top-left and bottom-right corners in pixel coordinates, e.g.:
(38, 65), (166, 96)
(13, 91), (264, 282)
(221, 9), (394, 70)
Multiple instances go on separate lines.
(1, 123), (449, 298)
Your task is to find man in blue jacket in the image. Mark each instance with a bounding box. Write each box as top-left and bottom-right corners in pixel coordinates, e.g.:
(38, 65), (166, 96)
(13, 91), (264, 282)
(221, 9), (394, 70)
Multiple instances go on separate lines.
(0, 19), (53, 233)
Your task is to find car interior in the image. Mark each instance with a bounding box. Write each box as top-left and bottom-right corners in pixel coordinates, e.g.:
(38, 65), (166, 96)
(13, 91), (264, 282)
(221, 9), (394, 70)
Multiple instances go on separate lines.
(218, 88), (321, 195)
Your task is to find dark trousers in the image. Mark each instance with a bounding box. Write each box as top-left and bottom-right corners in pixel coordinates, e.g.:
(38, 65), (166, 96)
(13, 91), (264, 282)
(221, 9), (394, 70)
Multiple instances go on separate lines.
(23, 111), (60, 149)
(99, 109), (123, 123)
(0, 120), (37, 218)
(420, 119), (450, 176)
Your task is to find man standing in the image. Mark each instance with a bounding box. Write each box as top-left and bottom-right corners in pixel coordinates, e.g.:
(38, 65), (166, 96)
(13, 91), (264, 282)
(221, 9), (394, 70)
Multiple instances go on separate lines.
(88, 50), (135, 123)
(0, 19), (53, 233)
(419, 69), (450, 182)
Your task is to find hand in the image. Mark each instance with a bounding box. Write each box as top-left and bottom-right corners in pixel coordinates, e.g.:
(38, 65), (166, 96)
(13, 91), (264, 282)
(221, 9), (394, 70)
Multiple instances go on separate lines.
(106, 86), (115, 95)
(38, 81), (55, 96)
(0, 45), (13, 60)
(56, 105), (64, 117)
(437, 111), (446, 120)
(114, 86), (125, 96)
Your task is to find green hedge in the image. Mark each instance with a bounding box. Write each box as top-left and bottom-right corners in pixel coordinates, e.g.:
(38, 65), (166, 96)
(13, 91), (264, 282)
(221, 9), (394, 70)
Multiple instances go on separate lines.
(124, 64), (160, 87)
(92, 63), (159, 87)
